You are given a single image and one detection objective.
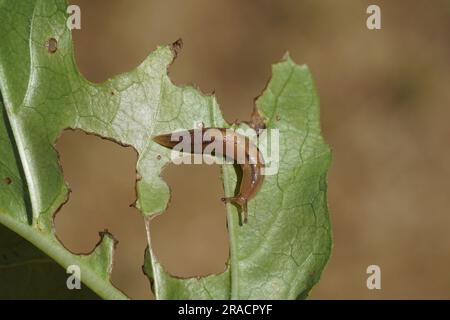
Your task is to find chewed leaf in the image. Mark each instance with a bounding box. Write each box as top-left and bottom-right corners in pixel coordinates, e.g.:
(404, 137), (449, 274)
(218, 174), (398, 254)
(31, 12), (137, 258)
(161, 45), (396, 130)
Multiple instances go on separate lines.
(0, 0), (331, 299)
(143, 55), (332, 299)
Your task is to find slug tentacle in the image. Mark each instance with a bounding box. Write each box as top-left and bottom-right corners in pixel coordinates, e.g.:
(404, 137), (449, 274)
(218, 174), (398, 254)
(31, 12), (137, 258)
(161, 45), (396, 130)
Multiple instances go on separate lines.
(152, 128), (264, 225)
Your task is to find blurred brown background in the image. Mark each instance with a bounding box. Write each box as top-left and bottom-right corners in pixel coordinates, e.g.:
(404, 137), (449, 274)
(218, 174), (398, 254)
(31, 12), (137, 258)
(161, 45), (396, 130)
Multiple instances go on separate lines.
(54, 0), (450, 299)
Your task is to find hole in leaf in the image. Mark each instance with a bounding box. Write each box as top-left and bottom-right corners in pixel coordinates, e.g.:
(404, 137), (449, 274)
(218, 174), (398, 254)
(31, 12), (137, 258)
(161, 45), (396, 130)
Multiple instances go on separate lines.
(46, 38), (58, 54)
(54, 129), (151, 299)
(150, 162), (229, 278)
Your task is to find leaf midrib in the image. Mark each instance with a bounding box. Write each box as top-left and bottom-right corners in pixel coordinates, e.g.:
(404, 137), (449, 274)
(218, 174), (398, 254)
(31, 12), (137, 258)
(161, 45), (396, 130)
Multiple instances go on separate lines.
(0, 2), (128, 299)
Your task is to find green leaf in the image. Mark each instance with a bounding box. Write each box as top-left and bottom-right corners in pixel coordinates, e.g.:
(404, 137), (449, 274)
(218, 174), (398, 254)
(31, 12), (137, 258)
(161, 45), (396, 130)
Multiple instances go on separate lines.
(0, 0), (331, 299)
(0, 223), (98, 299)
(144, 55), (332, 299)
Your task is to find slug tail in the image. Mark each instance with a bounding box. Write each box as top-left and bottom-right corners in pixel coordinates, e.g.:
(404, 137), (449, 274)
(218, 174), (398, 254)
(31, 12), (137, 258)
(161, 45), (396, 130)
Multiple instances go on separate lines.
(152, 133), (181, 149)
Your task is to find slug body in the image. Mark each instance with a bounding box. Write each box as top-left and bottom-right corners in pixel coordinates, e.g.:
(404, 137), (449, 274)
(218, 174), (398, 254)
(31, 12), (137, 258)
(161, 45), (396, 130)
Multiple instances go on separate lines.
(153, 128), (264, 224)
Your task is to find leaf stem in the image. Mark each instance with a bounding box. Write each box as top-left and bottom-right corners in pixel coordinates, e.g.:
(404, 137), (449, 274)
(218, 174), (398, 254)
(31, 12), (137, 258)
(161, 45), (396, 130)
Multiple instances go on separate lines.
(0, 213), (128, 300)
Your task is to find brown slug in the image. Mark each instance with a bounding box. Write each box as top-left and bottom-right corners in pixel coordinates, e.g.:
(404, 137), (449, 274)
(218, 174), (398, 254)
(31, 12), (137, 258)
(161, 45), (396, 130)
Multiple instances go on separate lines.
(153, 128), (264, 224)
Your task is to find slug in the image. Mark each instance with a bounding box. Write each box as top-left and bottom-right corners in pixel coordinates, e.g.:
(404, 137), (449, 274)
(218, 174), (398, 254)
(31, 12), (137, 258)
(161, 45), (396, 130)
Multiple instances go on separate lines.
(153, 128), (264, 224)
